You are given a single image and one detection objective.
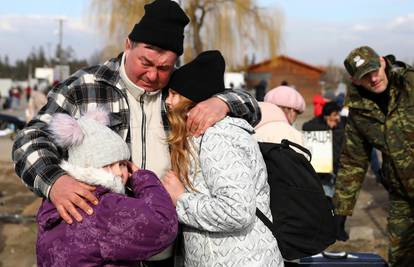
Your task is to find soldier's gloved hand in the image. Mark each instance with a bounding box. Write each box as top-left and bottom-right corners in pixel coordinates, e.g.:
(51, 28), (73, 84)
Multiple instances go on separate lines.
(335, 215), (349, 241)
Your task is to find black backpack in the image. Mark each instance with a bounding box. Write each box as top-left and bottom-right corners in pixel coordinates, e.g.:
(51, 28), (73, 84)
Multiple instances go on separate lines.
(256, 139), (336, 260)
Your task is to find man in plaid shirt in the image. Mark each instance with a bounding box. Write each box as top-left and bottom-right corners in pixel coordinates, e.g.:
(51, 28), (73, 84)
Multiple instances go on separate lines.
(12, 0), (260, 250)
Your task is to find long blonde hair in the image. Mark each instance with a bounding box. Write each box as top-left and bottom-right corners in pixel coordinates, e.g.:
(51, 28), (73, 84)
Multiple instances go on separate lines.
(167, 95), (198, 191)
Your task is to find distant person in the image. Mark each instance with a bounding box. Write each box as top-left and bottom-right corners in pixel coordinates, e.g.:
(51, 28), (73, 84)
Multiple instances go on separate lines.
(10, 87), (20, 109)
(37, 109), (177, 266)
(16, 86), (22, 107)
(323, 90), (336, 102)
(264, 85), (306, 125)
(303, 101), (343, 132)
(303, 101), (347, 241)
(2, 94), (10, 110)
(25, 85), (32, 102)
(334, 46), (414, 266)
(255, 79), (267, 101)
(303, 102), (345, 196)
(25, 85), (47, 122)
(254, 102), (304, 145)
(335, 92), (349, 117)
(312, 93), (326, 117)
(162, 50), (283, 266)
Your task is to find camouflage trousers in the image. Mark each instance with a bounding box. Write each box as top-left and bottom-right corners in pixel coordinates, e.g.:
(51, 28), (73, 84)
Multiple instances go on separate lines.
(388, 194), (414, 266)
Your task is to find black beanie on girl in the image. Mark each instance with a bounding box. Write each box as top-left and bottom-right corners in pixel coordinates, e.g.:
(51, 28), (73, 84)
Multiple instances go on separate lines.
(168, 50), (226, 103)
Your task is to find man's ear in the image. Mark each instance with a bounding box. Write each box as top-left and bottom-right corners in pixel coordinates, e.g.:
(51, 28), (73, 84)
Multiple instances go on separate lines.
(125, 38), (132, 50)
(351, 77), (361, 86)
(379, 57), (386, 67)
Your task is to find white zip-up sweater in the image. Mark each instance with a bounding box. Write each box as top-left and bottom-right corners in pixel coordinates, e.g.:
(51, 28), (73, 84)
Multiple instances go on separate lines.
(119, 54), (171, 179)
(119, 54), (173, 260)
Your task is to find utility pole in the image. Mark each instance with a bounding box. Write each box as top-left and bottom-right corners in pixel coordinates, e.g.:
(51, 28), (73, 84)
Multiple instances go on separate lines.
(28, 62), (32, 87)
(56, 18), (66, 82)
(46, 42), (52, 66)
(57, 18), (65, 66)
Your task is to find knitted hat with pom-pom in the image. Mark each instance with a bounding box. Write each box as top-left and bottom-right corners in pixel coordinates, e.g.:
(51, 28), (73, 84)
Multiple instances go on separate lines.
(49, 109), (130, 168)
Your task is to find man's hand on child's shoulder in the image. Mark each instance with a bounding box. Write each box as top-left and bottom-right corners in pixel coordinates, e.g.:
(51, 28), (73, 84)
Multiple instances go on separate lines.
(49, 174), (98, 224)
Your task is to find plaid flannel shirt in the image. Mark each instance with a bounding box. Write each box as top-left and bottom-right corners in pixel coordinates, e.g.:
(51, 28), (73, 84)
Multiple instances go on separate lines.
(12, 54), (261, 198)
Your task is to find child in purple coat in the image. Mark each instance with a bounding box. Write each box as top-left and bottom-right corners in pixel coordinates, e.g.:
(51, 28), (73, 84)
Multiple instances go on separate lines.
(36, 109), (178, 267)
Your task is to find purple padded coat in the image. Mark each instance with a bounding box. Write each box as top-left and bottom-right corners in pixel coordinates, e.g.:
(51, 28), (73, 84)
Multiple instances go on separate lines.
(36, 165), (178, 267)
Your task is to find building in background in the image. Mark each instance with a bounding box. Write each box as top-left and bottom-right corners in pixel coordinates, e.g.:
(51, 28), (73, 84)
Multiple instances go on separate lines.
(247, 55), (325, 104)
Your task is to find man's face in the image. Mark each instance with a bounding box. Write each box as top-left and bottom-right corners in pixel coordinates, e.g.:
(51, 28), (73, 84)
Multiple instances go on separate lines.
(124, 40), (177, 92)
(352, 57), (388, 94)
(324, 111), (341, 129)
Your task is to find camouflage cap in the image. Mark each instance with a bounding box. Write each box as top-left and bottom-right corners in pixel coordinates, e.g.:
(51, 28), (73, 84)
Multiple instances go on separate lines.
(344, 46), (381, 80)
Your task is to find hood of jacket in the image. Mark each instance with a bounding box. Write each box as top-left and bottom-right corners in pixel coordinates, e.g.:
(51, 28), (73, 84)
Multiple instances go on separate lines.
(60, 161), (125, 194)
(220, 116), (255, 134)
(37, 161), (126, 230)
(255, 102), (288, 130)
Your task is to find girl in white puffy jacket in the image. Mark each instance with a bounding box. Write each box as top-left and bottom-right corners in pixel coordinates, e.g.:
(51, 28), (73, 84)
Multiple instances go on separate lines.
(161, 50), (284, 267)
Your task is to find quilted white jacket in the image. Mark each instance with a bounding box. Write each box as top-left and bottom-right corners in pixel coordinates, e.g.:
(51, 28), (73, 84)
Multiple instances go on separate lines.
(176, 117), (284, 267)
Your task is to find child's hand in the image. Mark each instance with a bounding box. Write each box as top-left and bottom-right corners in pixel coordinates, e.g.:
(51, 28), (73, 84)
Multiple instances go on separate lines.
(126, 161), (139, 177)
(161, 170), (185, 206)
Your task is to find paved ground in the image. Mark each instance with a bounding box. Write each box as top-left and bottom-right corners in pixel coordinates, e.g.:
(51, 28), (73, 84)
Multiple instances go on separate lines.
(0, 102), (390, 266)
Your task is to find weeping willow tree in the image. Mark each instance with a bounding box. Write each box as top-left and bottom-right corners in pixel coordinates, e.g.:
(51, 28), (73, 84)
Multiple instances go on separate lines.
(89, 0), (282, 70)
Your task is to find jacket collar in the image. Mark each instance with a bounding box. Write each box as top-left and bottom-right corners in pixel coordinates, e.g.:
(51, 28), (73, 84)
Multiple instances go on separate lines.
(94, 53), (123, 88)
(226, 116), (255, 134)
(38, 162), (125, 230)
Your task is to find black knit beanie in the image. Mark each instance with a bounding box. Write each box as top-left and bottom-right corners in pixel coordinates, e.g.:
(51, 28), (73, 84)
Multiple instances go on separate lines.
(128, 0), (189, 56)
(168, 50), (226, 103)
(322, 101), (341, 116)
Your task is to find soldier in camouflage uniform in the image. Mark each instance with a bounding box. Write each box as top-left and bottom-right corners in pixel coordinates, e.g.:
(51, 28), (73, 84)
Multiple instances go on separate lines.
(333, 46), (414, 266)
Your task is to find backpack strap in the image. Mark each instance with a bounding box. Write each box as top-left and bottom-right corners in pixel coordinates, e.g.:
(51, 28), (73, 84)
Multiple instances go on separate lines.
(256, 140), (313, 238)
(281, 139), (312, 162)
(256, 208), (276, 236)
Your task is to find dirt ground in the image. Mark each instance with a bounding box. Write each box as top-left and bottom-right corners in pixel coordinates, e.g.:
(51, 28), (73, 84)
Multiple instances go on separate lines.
(0, 157), (39, 267)
(0, 106), (390, 266)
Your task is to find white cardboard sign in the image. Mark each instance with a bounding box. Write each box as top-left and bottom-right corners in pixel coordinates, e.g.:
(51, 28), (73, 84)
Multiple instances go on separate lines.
(303, 130), (333, 173)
